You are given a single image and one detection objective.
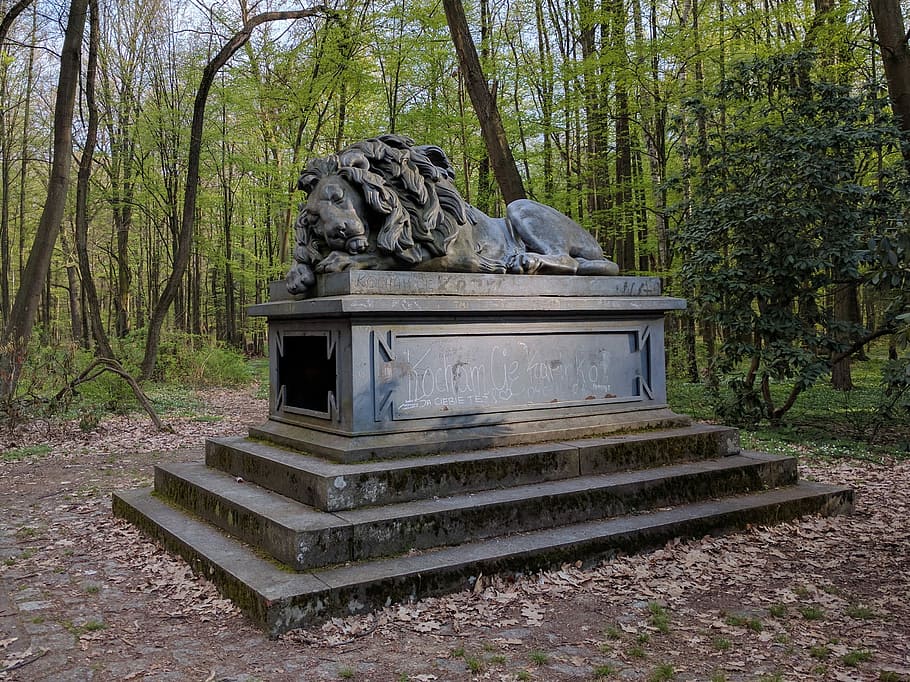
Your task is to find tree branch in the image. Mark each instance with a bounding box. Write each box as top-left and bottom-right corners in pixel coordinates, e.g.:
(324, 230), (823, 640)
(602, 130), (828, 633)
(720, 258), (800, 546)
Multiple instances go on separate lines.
(55, 359), (171, 432)
(140, 5), (335, 379)
(828, 324), (897, 367)
(0, 0), (34, 50)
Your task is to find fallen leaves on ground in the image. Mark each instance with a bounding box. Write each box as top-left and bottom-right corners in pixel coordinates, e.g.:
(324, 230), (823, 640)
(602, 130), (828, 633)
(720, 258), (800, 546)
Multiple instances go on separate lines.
(0, 388), (908, 680)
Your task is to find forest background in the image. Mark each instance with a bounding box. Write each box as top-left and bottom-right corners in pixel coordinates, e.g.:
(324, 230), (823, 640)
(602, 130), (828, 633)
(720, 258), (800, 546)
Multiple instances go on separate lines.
(0, 0), (908, 442)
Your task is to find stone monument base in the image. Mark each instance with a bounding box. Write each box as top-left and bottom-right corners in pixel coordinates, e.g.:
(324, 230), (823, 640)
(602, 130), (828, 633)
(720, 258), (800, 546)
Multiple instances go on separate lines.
(113, 274), (853, 635)
(249, 272), (689, 461)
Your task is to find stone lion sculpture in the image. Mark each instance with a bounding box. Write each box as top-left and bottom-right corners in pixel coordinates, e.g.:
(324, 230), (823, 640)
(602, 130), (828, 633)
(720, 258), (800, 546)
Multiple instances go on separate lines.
(286, 134), (619, 294)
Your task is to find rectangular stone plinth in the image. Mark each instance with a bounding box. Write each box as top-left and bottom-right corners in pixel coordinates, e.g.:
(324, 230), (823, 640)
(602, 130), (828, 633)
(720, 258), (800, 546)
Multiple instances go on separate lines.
(250, 273), (687, 461)
(268, 272), (664, 300)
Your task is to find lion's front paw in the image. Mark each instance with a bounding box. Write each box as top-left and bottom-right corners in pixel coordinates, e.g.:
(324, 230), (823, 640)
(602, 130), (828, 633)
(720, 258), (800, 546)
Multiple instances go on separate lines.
(286, 263), (315, 294)
(519, 253), (543, 274)
(315, 251), (356, 273)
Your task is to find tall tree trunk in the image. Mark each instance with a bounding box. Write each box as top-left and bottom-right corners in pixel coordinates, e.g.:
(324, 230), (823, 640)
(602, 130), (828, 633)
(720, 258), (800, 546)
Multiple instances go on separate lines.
(534, 0), (554, 202)
(60, 231), (84, 347)
(0, 0), (88, 401)
(139, 7), (330, 380)
(609, 0), (635, 270)
(442, 0), (526, 202)
(870, 0), (910, 174)
(17, 5), (35, 319)
(615, 86), (635, 269)
(110, 129), (136, 338)
(0, 0), (34, 322)
(219, 101), (237, 346)
(74, 0), (114, 359)
(1, 59), (11, 322)
(578, 0), (607, 245)
(831, 282), (856, 390)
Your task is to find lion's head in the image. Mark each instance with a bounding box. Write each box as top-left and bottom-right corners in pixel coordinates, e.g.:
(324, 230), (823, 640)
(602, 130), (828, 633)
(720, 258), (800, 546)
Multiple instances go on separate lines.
(286, 135), (469, 293)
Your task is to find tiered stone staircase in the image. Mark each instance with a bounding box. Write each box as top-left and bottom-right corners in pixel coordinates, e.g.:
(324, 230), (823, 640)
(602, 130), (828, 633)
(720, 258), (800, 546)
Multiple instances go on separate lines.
(113, 422), (852, 636)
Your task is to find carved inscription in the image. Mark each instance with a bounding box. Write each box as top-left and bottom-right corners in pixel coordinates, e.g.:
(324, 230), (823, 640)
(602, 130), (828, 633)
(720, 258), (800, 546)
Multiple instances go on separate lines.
(374, 330), (648, 420)
(350, 271), (660, 297)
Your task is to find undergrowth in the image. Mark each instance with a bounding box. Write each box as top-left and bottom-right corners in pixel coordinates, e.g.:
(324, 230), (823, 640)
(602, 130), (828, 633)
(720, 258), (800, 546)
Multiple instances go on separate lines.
(1, 329), (257, 429)
(668, 351), (910, 461)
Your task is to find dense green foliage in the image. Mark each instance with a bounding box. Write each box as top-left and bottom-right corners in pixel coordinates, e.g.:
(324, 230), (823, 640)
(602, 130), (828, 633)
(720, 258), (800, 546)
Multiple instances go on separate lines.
(678, 51), (910, 424)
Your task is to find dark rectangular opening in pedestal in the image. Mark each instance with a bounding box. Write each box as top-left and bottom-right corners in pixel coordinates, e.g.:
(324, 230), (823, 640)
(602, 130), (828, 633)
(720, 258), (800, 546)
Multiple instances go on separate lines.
(278, 335), (336, 414)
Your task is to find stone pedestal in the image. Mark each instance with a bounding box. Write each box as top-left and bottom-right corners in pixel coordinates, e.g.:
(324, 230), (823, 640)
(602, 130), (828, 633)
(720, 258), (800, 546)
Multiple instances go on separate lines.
(113, 272), (853, 636)
(249, 272), (688, 461)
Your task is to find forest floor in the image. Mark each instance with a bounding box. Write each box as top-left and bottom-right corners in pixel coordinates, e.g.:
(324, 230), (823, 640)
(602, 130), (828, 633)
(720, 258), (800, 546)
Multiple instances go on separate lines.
(0, 386), (908, 682)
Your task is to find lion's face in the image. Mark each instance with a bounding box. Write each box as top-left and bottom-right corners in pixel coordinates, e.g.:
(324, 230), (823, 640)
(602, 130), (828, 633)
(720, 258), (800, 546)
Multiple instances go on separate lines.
(306, 176), (369, 254)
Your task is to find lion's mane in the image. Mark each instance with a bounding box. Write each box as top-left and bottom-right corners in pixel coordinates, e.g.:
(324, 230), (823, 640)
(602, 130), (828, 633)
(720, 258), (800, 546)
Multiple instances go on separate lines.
(291, 135), (468, 279)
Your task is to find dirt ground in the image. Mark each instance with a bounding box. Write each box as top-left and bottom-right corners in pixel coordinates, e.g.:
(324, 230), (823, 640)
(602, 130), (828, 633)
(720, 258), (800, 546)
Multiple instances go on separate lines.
(1, 387), (908, 681)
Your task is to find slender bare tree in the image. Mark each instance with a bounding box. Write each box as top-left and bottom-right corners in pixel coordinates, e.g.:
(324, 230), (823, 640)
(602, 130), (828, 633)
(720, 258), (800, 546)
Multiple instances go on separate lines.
(139, 5), (333, 379)
(1, 0), (89, 402)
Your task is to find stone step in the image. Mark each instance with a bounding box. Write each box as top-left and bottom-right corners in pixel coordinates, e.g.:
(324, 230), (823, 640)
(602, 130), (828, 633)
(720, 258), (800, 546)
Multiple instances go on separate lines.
(112, 481), (854, 637)
(248, 409), (693, 462)
(154, 451), (793, 570)
(206, 424), (741, 512)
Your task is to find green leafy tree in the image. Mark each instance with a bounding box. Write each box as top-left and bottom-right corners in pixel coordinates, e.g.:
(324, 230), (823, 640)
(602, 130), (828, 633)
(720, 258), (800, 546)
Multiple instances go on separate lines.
(679, 51), (908, 425)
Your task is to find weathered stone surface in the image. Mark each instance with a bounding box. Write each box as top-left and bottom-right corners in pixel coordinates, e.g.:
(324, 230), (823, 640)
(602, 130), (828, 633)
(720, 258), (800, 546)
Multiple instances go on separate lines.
(206, 436), (582, 511)
(270, 271), (663, 300)
(251, 275), (686, 462)
(206, 424), (739, 511)
(112, 481), (854, 637)
(153, 451), (797, 570)
(247, 408), (691, 463)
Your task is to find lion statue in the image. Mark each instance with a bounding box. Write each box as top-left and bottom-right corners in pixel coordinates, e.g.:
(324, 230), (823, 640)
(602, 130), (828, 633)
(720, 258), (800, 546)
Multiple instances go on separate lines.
(286, 134), (619, 294)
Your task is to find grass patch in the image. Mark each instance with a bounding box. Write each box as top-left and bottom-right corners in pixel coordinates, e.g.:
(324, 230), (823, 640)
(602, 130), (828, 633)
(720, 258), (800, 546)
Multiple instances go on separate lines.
(724, 613), (763, 632)
(603, 624), (622, 640)
(842, 649), (873, 667)
(713, 637), (732, 651)
(648, 602), (670, 634)
(810, 645), (831, 660)
(768, 604), (787, 618)
(2, 444), (51, 462)
(63, 619), (106, 638)
(628, 645), (646, 659)
(84, 619), (106, 632)
(529, 650), (549, 665)
(145, 385), (206, 415)
(464, 656), (483, 673)
(648, 663), (676, 682)
(845, 604), (878, 620)
(799, 605), (825, 621)
(593, 664), (617, 678)
(667, 351), (910, 458)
